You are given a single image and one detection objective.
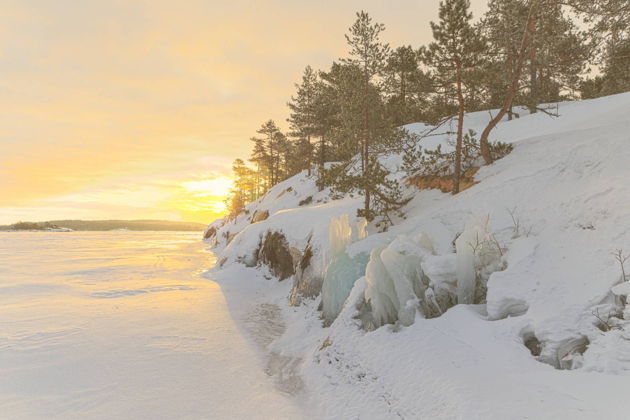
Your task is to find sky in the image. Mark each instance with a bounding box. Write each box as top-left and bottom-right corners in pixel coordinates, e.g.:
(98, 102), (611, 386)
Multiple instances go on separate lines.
(0, 0), (487, 225)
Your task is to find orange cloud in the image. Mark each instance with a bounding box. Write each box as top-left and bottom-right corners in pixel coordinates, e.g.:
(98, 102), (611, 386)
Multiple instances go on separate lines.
(0, 0), (487, 224)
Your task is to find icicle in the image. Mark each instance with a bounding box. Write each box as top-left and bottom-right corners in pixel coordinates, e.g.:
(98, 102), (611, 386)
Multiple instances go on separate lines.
(321, 214), (369, 324)
(353, 217), (368, 242)
(455, 217), (489, 304)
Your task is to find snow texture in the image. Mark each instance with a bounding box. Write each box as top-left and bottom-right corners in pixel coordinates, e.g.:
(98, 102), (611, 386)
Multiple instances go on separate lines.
(207, 92), (630, 419)
(0, 232), (307, 420)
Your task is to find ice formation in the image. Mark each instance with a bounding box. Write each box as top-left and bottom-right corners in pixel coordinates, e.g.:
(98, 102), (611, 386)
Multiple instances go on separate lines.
(413, 232), (435, 255)
(321, 215), (369, 324)
(364, 248), (397, 326)
(328, 214), (352, 257)
(353, 217), (368, 242)
(455, 217), (490, 304)
(381, 248), (424, 325)
(364, 236), (427, 327)
(321, 252), (370, 324)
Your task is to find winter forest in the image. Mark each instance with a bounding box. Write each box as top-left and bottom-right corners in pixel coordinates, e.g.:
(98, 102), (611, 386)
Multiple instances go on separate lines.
(225, 0), (630, 229)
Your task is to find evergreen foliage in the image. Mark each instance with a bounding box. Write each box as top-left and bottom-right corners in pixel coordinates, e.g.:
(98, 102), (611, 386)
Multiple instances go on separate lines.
(424, 0), (486, 194)
(221, 1), (627, 228)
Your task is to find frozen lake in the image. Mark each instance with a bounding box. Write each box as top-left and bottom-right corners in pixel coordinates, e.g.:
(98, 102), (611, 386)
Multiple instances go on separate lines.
(0, 232), (305, 419)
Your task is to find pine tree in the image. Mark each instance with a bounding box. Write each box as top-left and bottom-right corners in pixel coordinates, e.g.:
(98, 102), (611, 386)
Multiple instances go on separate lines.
(383, 46), (433, 125)
(226, 158), (257, 219)
(480, 0), (529, 118)
(527, 3), (589, 112)
(568, 0), (629, 50)
(599, 38), (630, 95)
(317, 62), (359, 161)
(274, 130), (291, 182)
(316, 14), (411, 226)
(310, 71), (340, 169)
(254, 120), (284, 186)
(287, 137), (315, 176)
(424, 0), (487, 194)
(567, 1), (630, 98)
(287, 66), (319, 174)
(316, 61), (397, 222)
(249, 136), (270, 196)
(582, 32), (630, 98)
(319, 62), (372, 161)
(232, 158), (256, 202)
(478, 0), (541, 164)
(341, 11), (391, 218)
(481, 0), (588, 115)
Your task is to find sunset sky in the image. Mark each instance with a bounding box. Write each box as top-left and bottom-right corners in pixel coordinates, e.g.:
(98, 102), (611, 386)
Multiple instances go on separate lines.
(1, 0), (486, 225)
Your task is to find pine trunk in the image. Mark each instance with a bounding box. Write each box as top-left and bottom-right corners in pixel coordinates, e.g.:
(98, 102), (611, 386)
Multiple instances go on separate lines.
(363, 70), (370, 219)
(318, 134), (325, 191)
(479, 0), (541, 165)
(307, 134), (312, 176)
(529, 62), (539, 114)
(401, 73), (406, 106)
(453, 61), (465, 195)
(269, 139), (275, 186)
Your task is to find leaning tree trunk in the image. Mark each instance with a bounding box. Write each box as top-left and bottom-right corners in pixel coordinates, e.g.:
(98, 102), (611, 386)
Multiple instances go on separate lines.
(479, 0), (541, 165)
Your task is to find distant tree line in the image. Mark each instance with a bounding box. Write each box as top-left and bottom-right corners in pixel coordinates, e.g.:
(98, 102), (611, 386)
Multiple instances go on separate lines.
(1, 220), (206, 231)
(2, 221), (60, 231)
(225, 0), (630, 226)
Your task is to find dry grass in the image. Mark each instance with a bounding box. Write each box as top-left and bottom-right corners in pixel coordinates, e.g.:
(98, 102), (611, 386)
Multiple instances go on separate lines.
(407, 167), (480, 193)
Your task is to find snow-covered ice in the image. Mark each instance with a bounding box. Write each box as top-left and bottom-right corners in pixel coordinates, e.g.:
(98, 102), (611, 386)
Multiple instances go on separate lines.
(0, 232), (307, 420)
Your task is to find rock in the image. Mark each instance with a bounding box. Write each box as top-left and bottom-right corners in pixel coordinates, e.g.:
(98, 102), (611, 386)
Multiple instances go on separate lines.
(298, 196), (313, 206)
(257, 231), (296, 280)
(289, 244), (324, 306)
(203, 226), (217, 240)
(251, 210), (269, 224)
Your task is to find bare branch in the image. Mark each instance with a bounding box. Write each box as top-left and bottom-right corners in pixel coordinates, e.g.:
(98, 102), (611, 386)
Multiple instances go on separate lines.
(592, 308), (622, 332)
(613, 249), (630, 282)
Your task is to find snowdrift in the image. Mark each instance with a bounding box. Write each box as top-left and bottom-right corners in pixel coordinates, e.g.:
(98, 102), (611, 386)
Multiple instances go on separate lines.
(207, 92), (630, 419)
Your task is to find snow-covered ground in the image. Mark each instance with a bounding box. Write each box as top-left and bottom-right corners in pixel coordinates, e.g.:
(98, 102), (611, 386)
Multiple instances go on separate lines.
(0, 232), (307, 420)
(207, 93), (630, 419)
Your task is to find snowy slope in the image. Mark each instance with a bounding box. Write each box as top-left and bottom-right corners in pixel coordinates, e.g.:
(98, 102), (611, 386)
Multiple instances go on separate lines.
(206, 92), (630, 419)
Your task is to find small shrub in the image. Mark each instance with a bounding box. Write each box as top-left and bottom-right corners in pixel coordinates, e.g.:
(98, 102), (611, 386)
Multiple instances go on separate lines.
(298, 196), (313, 206)
(403, 130), (514, 193)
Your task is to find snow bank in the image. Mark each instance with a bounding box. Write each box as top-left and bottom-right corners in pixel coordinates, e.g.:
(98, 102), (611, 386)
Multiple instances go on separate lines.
(208, 92), (630, 418)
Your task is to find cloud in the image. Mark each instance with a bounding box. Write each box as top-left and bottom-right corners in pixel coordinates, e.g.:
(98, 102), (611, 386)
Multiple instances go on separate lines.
(0, 0), (487, 223)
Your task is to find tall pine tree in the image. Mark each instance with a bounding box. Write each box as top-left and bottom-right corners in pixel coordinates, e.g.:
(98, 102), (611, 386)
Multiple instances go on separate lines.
(341, 11), (391, 218)
(424, 0), (486, 194)
(287, 66), (319, 174)
(383, 46), (433, 125)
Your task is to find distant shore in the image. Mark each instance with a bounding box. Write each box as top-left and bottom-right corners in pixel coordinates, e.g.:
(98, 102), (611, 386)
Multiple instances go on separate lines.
(0, 219), (206, 232)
